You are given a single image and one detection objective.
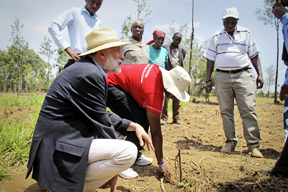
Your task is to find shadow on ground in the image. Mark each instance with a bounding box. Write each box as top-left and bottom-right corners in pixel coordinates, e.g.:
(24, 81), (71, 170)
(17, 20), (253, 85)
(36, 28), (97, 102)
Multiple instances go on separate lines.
(215, 174), (288, 192)
(176, 139), (280, 160)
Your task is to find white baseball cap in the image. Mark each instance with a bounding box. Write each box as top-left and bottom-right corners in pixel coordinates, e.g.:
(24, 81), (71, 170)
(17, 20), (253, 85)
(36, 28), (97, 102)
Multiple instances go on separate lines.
(223, 7), (239, 19)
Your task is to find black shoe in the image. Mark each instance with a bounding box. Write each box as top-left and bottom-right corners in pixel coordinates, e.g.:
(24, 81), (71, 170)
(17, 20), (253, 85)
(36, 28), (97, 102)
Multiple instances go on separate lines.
(260, 168), (288, 178)
(172, 120), (183, 124)
(161, 120), (167, 125)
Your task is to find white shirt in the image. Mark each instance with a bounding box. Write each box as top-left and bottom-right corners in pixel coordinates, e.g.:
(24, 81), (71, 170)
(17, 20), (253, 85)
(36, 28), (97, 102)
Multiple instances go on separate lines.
(203, 25), (259, 70)
(48, 6), (101, 54)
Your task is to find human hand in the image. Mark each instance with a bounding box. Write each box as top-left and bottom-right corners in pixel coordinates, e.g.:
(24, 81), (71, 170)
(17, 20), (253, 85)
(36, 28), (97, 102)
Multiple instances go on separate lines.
(280, 84), (288, 101)
(128, 122), (155, 151)
(159, 163), (171, 180)
(272, 0), (288, 19)
(100, 174), (119, 192)
(65, 47), (81, 62)
(134, 123), (155, 151)
(205, 81), (213, 93)
(256, 76), (264, 89)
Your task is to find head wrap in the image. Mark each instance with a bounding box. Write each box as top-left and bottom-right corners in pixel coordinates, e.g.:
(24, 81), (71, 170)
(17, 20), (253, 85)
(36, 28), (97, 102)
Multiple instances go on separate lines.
(146, 30), (166, 45)
(131, 20), (144, 28)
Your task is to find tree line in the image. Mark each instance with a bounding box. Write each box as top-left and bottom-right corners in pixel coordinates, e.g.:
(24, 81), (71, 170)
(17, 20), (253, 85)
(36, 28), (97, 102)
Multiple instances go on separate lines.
(0, 18), (68, 95)
(1, 0), (279, 100)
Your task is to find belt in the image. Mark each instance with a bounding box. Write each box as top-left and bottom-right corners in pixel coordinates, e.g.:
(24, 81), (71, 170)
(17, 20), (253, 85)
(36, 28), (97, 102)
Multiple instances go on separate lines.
(216, 67), (250, 74)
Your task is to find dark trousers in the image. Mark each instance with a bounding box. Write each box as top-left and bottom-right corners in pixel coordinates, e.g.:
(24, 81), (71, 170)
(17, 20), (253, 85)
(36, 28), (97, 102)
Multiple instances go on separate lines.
(274, 140), (288, 174)
(161, 95), (180, 121)
(107, 86), (149, 157)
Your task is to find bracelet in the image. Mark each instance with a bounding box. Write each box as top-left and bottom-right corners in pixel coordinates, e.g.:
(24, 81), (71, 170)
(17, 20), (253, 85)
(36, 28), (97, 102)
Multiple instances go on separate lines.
(205, 79), (212, 83)
(158, 162), (165, 168)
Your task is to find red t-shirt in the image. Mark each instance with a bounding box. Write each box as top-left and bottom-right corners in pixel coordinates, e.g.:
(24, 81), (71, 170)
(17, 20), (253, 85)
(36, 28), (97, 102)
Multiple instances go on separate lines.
(106, 64), (164, 115)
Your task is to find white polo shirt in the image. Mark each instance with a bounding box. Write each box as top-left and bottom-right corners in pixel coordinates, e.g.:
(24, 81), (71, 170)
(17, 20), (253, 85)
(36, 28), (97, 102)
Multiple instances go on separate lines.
(203, 25), (259, 70)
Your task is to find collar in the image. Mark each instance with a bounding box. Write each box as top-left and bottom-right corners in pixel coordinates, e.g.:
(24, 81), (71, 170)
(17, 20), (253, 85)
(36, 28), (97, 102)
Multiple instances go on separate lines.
(82, 6), (98, 18)
(92, 59), (107, 77)
(129, 36), (145, 46)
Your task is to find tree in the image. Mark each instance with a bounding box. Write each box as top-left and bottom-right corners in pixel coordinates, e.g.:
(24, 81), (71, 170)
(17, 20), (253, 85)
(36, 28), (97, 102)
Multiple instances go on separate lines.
(166, 22), (215, 101)
(23, 49), (46, 92)
(120, 0), (152, 39)
(10, 18), (29, 96)
(265, 64), (276, 96)
(256, 0), (280, 103)
(39, 36), (55, 89)
(55, 48), (69, 75)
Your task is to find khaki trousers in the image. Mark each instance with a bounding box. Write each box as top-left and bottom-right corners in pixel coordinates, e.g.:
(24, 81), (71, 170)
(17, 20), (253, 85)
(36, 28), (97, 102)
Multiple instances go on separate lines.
(215, 70), (260, 149)
(84, 139), (137, 192)
(161, 95), (181, 121)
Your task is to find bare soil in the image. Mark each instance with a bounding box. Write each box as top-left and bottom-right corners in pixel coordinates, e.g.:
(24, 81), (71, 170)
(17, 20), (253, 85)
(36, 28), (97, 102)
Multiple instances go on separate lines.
(1, 102), (288, 192)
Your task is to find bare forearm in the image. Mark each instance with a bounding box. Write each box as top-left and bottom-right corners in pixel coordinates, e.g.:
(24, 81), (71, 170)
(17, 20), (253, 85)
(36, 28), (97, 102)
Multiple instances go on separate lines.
(151, 132), (164, 164)
(251, 55), (262, 77)
(206, 59), (215, 80)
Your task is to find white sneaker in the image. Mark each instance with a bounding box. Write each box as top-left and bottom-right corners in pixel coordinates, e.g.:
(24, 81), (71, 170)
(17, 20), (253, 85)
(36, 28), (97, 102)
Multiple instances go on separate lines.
(119, 168), (138, 179)
(135, 154), (153, 166)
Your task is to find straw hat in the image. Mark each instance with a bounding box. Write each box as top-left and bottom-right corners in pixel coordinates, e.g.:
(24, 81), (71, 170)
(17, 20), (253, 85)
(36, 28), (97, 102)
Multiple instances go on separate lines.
(80, 28), (129, 56)
(159, 66), (191, 102)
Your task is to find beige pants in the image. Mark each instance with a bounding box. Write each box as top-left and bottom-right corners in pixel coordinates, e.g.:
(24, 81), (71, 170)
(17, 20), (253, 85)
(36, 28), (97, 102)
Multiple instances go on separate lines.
(215, 70), (260, 149)
(83, 139), (137, 192)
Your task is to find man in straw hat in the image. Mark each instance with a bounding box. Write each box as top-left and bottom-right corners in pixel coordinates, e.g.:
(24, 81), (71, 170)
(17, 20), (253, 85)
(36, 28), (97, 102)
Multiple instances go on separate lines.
(106, 64), (191, 179)
(26, 28), (154, 192)
(203, 7), (264, 158)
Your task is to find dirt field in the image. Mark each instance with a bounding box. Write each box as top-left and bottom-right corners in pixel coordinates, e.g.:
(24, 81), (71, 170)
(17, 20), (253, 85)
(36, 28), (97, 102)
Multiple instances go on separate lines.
(1, 101), (288, 192)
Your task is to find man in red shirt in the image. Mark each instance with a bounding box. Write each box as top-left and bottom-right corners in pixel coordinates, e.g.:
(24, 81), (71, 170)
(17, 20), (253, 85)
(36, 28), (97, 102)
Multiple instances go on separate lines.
(106, 64), (191, 180)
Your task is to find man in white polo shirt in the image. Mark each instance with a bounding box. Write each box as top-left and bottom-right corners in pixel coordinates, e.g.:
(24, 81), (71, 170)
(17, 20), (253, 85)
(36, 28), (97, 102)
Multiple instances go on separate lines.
(203, 7), (264, 158)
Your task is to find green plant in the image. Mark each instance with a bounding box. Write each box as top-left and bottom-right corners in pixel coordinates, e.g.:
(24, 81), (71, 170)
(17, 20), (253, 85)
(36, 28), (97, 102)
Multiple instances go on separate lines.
(0, 165), (8, 180)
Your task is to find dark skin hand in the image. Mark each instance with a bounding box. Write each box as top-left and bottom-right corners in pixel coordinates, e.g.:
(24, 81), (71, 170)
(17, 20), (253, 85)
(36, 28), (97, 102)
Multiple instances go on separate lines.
(147, 109), (171, 180)
(100, 174), (119, 192)
(65, 47), (81, 62)
(272, 0), (288, 19)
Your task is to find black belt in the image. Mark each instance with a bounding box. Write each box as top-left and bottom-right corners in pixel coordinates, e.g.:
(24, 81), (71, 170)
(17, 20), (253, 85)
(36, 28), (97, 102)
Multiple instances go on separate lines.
(216, 67), (250, 74)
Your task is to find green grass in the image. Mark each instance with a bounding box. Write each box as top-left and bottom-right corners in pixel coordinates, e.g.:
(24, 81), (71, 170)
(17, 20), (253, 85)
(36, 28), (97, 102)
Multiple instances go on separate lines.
(0, 93), (44, 107)
(0, 93), (44, 180)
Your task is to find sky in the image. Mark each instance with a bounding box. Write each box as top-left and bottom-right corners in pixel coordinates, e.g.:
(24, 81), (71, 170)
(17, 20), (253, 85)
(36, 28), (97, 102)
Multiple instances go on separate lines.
(0, 0), (284, 93)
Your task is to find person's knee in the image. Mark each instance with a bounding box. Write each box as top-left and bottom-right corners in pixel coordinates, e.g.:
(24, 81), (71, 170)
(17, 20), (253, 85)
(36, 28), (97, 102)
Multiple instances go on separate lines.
(120, 141), (138, 166)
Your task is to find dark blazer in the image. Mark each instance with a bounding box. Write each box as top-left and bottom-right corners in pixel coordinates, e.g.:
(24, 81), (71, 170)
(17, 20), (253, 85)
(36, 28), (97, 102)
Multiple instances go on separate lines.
(163, 44), (186, 71)
(26, 57), (131, 192)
